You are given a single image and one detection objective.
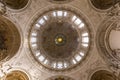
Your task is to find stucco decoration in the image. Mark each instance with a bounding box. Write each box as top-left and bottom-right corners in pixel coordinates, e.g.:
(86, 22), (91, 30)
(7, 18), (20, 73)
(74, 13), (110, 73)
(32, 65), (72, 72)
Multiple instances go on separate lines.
(0, 1), (6, 15)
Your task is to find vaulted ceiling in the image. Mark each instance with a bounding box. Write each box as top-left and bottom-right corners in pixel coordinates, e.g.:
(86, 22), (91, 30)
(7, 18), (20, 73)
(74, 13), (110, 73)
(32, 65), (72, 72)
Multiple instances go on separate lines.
(0, 0), (120, 80)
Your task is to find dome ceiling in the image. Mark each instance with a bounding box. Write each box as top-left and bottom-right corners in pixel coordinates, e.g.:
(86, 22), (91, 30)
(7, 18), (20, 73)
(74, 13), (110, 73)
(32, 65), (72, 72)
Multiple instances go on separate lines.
(0, 16), (21, 63)
(90, 0), (119, 10)
(96, 17), (120, 68)
(3, 0), (29, 9)
(5, 70), (29, 80)
(29, 9), (92, 71)
(41, 22), (79, 59)
(90, 70), (116, 80)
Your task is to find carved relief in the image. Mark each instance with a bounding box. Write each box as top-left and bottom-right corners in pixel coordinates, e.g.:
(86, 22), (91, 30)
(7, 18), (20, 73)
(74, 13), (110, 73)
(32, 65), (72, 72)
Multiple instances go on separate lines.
(106, 3), (120, 16)
(0, 64), (12, 79)
(0, 1), (6, 15)
(112, 21), (120, 31)
(112, 49), (120, 58)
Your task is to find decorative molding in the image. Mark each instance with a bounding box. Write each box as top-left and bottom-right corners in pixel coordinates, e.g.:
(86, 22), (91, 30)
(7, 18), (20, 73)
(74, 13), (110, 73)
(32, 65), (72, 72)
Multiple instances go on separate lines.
(0, 1), (6, 15)
(46, 75), (74, 80)
(106, 3), (120, 17)
(96, 13), (120, 71)
(47, 0), (73, 4)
